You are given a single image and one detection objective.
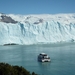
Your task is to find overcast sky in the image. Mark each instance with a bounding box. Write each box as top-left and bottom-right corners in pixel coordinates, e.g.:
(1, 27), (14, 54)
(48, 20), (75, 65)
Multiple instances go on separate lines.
(0, 0), (75, 15)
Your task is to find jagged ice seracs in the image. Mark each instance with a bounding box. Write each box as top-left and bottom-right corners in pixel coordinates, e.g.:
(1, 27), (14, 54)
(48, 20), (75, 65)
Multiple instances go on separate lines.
(0, 13), (75, 45)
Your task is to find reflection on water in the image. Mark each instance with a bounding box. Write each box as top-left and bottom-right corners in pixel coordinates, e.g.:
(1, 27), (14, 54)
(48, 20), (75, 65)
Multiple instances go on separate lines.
(0, 43), (75, 75)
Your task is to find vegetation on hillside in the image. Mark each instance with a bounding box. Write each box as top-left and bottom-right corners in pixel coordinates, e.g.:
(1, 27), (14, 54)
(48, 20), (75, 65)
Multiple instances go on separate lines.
(0, 62), (38, 75)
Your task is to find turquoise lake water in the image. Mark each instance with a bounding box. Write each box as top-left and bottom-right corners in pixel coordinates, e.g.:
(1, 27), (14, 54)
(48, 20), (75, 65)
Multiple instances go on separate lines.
(0, 43), (75, 75)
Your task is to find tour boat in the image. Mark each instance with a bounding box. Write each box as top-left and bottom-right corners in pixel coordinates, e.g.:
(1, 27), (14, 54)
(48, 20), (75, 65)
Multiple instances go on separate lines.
(38, 53), (50, 62)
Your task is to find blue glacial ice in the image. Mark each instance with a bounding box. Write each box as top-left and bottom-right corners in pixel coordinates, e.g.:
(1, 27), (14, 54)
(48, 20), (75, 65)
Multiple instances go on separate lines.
(0, 13), (75, 45)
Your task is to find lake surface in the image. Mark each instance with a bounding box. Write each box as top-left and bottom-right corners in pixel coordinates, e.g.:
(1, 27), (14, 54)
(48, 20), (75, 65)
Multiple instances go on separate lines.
(0, 43), (75, 75)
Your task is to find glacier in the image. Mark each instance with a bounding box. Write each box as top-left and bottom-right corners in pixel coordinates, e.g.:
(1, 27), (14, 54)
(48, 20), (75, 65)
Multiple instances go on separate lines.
(0, 13), (75, 45)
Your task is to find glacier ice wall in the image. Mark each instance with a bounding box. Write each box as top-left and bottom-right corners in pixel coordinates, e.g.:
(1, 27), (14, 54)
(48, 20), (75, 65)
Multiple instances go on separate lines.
(0, 13), (75, 45)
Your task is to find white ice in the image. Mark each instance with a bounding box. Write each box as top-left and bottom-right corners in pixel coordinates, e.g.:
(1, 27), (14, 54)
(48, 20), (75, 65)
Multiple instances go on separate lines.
(0, 13), (75, 45)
